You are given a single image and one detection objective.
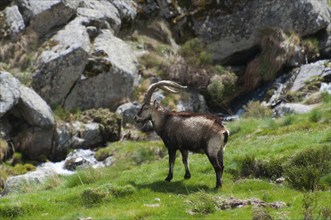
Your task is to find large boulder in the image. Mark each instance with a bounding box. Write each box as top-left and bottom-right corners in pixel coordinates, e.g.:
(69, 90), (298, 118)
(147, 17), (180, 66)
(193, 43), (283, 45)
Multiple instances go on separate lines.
(0, 71), (56, 161)
(192, 0), (331, 64)
(0, 71), (21, 118)
(63, 30), (139, 111)
(16, 0), (75, 35)
(111, 0), (137, 23)
(15, 86), (54, 127)
(32, 17), (90, 107)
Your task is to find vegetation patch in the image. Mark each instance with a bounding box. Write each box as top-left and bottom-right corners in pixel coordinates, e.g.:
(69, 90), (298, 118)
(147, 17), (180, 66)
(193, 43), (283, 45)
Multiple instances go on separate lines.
(283, 145), (331, 191)
(243, 101), (273, 118)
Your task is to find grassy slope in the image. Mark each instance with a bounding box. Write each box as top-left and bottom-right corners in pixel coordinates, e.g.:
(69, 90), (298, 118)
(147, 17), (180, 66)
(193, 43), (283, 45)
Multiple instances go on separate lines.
(0, 104), (330, 219)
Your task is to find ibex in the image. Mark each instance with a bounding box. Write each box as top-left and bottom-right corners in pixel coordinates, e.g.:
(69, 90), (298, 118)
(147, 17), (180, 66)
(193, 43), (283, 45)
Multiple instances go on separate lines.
(134, 80), (229, 188)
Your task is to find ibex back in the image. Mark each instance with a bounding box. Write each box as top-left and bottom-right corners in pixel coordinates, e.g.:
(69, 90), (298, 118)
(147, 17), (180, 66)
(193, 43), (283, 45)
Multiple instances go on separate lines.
(134, 80), (229, 188)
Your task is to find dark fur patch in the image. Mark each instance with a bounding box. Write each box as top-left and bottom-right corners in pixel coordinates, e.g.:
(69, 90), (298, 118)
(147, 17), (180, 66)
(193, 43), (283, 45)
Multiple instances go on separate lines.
(223, 130), (229, 145)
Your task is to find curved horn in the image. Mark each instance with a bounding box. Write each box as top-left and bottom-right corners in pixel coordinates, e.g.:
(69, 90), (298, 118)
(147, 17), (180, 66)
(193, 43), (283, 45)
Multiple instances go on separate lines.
(143, 80), (187, 104)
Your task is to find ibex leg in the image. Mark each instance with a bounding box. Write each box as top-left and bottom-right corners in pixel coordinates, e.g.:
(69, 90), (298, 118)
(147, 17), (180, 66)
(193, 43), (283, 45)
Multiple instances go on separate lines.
(165, 149), (176, 182)
(180, 149), (191, 179)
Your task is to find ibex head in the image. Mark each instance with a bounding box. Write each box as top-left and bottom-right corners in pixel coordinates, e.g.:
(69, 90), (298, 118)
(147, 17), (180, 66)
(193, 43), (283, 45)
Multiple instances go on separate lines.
(134, 80), (187, 123)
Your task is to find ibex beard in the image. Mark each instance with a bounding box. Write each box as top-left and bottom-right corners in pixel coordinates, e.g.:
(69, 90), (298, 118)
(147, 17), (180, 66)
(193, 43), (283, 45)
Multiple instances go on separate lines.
(134, 80), (229, 189)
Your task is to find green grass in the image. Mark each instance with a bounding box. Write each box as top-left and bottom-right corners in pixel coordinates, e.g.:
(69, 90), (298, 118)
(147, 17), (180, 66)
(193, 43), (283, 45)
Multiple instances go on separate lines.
(0, 104), (330, 219)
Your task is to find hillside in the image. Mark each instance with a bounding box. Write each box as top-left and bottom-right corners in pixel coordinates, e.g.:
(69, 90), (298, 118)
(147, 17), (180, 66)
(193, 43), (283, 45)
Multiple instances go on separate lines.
(0, 98), (330, 219)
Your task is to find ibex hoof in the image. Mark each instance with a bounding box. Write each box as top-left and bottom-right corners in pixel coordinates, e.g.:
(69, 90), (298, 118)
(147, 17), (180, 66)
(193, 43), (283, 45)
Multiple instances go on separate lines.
(184, 173), (191, 179)
(164, 177), (172, 182)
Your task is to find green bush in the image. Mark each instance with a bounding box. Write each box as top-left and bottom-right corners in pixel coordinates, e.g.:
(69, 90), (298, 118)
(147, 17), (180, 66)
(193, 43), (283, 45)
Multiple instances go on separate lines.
(179, 38), (212, 66)
(186, 191), (217, 215)
(207, 72), (237, 105)
(234, 155), (283, 179)
(107, 184), (136, 197)
(65, 168), (104, 188)
(0, 203), (27, 218)
(81, 188), (107, 207)
(309, 109), (322, 123)
(283, 146), (331, 191)
(243, 101), (273, 118)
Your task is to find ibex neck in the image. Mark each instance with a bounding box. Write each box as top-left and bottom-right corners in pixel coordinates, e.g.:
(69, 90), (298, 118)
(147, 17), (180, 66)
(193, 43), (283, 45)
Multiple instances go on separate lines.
(151, 109), (168, 133)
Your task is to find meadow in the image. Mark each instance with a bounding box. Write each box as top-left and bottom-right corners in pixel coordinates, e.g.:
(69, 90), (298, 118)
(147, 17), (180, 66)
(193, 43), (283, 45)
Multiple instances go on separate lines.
(0, 101), (330, 219)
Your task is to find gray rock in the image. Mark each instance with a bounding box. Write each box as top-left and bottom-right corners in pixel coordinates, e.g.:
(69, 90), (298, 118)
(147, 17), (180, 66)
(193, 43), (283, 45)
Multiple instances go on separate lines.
(193, 0), (331, 64)
(116, 102), (141, 127)
(13, 127), (56, 161)
(290, 60), (331, 92)
(274, 103), (319, 117)
(1, 5), (25, 39)
(63, 30), (139, 111)
(32, 18), (90, 106)
(1, 169), (55, 196)
(320, 23), (331, 57)
(77, 0), (121, 34)
(15, 86), (54, 127)
(0, 71), (21, 118)
(16, 0), (75, 35)
(63, 149), (103, 171)
(112, 0), (137, 22)
(177, 92), (208, 113)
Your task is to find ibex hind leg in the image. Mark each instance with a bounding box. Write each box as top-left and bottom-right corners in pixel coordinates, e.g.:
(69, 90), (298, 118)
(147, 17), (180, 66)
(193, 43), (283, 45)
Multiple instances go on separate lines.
(180, 150), (191, 179)
(207, 136), (224, 189)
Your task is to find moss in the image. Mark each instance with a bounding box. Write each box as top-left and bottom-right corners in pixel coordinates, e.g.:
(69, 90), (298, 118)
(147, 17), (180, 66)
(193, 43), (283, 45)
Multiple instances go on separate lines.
(74, 108), (122, 142)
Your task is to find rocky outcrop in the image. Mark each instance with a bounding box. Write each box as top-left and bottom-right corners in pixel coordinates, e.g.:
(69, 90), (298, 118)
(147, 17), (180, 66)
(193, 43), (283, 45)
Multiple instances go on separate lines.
(290, 60), (331, 92)
(63, 30), (139, 111)
(0, 71), (55, 161)
(192, 0), (330, 64)
(16, 0), (75, 35)
(31, 17), (90, 106)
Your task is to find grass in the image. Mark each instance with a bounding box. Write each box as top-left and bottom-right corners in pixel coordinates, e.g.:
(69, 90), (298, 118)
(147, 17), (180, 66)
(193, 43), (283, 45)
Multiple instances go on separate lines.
(0, 102), (330, 219)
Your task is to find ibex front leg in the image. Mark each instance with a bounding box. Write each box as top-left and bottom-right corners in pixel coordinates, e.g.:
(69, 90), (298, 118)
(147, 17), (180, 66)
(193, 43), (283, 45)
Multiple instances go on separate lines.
(165, 149), (176, 182)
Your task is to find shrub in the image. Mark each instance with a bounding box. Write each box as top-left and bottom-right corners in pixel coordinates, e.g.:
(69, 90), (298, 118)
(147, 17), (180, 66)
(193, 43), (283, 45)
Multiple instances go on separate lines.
(65, 168), (104, 188)
(283, 146), (331, 191)
(81, 188), (107, 207)
(179, 38), (212, 66)
(186, 191), (217, 215)
(234, 155), (283, 179)
(308, 109), (322, 123)
(0, 204), (25, 218)
(252, 207), (272, 220)
(0, 138), (8, 161)
(207, 72), (237, 105)
(243, 101), (273, 118)
(107, 184), (136, 197)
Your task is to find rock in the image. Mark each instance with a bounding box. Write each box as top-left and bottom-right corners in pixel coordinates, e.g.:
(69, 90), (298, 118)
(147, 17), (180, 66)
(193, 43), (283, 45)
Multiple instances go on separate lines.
(116, 102), (141, 127)
(0, 5), (25, 39)
(16, 0), (75, 35)
(15, 86), (54, 127)
(274, 103), (319, 117)
(275, 177), (285, 184)
(111, 0), (137, 23)
(72, 121), (103, 149)
(13, 127), (56, 161)
(63, 149), (104, 171)
(320, 23), (331, 56)
(1, 169), (55, 196)
(177, 91), (208, 113)
(0, 71), (21, 118)
(63, 30), (139, 111)
(320, 82), (331, 94)
(77, 0), (121, 34)
(32, 17), (90, 106)
(193, 0), (330, 64)
(290, 60), (331, 92)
